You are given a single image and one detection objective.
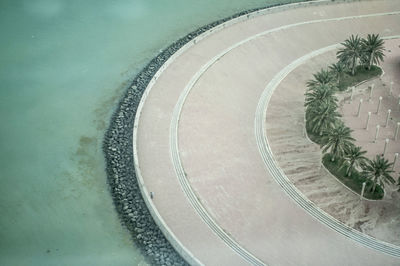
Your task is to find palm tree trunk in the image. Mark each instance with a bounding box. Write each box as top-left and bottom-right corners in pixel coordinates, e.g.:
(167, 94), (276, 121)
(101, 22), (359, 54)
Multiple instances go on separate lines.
(372, 182), (377, 193)
(346, 161), (354, 176)
(368, 52), (374, 70)
(331, 142), (338, 162)
(352, 57), (356, 75)
(331, 150), (336, 162)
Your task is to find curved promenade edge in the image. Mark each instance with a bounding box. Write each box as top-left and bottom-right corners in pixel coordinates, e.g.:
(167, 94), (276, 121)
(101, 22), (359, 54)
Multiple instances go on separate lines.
(134, 1), (356, 264)
(105, 0), (400, 265)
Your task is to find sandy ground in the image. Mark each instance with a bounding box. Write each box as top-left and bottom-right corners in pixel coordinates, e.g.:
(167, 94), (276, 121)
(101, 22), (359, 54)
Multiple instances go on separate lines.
(136, 1), (400, 265)
(266, 39), (400, 245)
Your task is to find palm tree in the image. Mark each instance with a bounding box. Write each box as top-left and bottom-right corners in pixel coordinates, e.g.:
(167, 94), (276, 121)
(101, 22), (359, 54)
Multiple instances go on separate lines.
(328, 62), (346, 85)
(362, 155), (395, 193)
(343, 145), (367, 176)
(306, 68), (335, 88)
(337, 35), (363, 76)
(361, 34), (385, 70)
(304, 83), (338, 109)
(307, 101), (341, 136)
(321, 122), (355, 162)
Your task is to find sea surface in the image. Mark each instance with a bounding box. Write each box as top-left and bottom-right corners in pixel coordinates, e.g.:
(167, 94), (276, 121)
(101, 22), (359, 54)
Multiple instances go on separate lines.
(0, 0), (298, 265)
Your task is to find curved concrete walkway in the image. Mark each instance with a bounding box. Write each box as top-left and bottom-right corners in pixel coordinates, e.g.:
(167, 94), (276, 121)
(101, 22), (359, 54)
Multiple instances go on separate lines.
(135, 1), (400, 265)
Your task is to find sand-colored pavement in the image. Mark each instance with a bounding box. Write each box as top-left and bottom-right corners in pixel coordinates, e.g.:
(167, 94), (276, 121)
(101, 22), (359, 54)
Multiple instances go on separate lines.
(265, 39), (400, 247)
(135, 1), (400, 265)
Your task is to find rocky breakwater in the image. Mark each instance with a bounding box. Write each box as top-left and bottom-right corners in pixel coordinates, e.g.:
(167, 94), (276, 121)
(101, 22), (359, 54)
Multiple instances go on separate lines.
(103, 78), (187, 265)
(103, 2), (293, 265)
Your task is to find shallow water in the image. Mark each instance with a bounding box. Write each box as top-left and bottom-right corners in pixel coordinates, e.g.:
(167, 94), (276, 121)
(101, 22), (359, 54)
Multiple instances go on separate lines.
(0, 0), (298, 265)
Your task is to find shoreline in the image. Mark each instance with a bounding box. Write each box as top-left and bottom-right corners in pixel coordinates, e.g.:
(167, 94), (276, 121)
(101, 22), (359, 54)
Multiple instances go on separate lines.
(101, 1), (302, 264)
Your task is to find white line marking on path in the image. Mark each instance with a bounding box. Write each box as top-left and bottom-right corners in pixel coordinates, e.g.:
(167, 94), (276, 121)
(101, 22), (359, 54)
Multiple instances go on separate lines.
(169, 9), (400, 264)
(255, 35), (400, 258)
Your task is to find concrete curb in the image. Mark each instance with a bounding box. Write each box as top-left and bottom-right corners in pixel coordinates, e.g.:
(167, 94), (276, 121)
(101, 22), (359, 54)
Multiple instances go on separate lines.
(133, 2), (400, 263)
(133, 1), (362, 264)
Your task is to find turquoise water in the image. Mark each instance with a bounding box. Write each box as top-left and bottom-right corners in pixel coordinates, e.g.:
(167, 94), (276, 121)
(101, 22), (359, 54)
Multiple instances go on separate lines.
(0, 1), (298, 265)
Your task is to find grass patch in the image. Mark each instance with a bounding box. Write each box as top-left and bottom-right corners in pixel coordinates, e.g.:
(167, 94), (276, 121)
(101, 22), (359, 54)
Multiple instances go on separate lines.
(322, 153), (384, 200)
(304, 64), (385, 200)
(305, 118), (384, 200)
(337, 65), (382, 91)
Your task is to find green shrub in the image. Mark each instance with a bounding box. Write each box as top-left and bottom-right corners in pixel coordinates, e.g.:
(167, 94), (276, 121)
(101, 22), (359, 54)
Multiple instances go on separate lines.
(322, 153), (384, 200)
(337, 65), (382, 91)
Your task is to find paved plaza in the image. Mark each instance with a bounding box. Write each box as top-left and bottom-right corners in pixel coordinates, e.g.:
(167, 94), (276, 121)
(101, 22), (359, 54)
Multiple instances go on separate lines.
(135, 1), (400, 265)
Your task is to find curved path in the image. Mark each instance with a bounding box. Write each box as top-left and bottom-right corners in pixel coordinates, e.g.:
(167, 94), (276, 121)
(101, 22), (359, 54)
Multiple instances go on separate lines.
(135, 1), (400, 265)
(255, 37), (400, 258)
